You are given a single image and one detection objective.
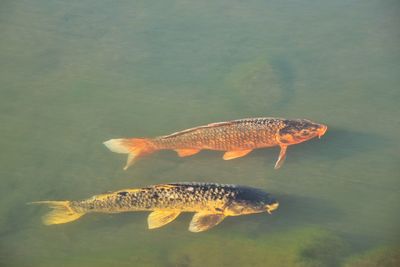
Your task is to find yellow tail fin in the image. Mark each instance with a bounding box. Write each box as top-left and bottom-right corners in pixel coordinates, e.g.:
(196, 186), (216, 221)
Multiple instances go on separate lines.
(103, 138), (155, 170)
(30, 201), (84, 225)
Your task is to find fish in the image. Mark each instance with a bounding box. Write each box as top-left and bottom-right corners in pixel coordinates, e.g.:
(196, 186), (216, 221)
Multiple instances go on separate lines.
(104, 117), (327, 170)
(30, 182), (279, 232)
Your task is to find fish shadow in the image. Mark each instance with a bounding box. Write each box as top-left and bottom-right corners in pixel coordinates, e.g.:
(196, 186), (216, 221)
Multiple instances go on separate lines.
(82, 192), (340, 235)
(221, 193), (343, 235)
(24, 194), (340, 236)
(272, 193), (344, 227)
(253, 127), (391, 166)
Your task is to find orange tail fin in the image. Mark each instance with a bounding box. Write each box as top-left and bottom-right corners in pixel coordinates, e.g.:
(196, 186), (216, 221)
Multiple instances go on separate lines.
(103, 138), (155, 170)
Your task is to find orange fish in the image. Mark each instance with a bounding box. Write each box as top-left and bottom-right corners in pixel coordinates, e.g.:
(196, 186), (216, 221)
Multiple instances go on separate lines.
(104, 117), (327, 170)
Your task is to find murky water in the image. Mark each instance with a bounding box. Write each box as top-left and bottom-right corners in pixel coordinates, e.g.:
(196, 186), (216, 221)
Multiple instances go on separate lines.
(1, 0), (399, 266)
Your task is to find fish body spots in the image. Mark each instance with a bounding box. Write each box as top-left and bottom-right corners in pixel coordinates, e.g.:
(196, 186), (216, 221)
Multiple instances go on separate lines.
(77, 183), (276, 219)
(117, 191), (129, 197)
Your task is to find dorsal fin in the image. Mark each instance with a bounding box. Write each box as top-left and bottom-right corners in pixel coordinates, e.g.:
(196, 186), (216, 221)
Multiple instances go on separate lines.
(161, 182), (237, 188)
(160, 121), (235, 139)
(149, 184), (178, 190)
(159, 118), (284, 139)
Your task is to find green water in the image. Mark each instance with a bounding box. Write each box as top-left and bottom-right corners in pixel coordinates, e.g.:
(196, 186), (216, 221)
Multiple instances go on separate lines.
(1, 0), (399, 266)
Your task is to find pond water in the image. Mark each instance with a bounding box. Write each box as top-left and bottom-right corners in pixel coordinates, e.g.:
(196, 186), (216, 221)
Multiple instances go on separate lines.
(0, 0), (399, 266)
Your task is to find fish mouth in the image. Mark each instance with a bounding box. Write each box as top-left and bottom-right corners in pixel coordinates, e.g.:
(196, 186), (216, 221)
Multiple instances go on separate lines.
(317, 124), (328, 139)
(266, 202), (279, 214)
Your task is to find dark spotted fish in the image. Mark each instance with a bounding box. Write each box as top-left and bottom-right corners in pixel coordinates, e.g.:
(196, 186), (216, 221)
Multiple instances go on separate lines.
(104, 117), (327, 170)
(30, 182), (279, 232)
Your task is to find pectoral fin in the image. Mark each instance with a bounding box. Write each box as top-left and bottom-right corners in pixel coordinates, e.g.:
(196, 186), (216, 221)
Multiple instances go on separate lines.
(189, 213), (226, 232)
(147, 210), (181, 229)
(274, 145), (287, 169)
(174, 149), (201, 157)
(223, 149), (252, 160)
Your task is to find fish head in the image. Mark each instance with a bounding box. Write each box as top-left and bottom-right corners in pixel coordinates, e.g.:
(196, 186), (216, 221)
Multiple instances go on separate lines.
(224, 187), (279, 216)
(265, 200), (279, 214)
(277, 119), (327, 145)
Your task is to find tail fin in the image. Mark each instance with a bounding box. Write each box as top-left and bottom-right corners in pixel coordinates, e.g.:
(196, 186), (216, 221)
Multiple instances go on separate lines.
(29, 201), (84, 225)
(103, 138), (155, 170)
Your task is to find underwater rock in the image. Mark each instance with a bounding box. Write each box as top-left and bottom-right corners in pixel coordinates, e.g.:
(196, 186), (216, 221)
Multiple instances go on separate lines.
(224, 57), (282, 112)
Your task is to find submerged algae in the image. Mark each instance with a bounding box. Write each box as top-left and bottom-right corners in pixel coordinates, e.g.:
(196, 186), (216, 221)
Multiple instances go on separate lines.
(297, 231), (348, 267)
(167, 227), (347, 267)
(344, 246), (400, 267)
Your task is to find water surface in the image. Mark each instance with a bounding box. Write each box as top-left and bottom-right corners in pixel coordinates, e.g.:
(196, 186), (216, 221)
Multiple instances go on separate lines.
(0, 0), (399, 266)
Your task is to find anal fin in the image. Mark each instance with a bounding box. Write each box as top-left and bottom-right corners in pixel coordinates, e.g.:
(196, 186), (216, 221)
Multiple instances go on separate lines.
(174, 148), (201, 157)
(189, 213), (226, 232)
(148, 210), (181, 229)
(223, 149), (252, 160)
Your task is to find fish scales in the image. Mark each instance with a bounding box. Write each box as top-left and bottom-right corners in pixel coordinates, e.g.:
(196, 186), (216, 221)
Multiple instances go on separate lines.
(71, 183), (240, 214)
(153, 118), (284, 150)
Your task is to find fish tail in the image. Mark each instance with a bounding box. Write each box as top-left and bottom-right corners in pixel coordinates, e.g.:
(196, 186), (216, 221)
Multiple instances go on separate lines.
(29, 201), (84, 225)
(103, 138), (156, 170)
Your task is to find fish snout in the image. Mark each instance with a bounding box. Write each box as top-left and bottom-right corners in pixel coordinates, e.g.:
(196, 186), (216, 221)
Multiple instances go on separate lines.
(317, 124), (328, 139)
(266, 202), (279, 214)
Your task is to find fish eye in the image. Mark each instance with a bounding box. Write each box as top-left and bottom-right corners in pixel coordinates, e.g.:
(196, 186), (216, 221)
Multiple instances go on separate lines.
(301, 130), (309, 136)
